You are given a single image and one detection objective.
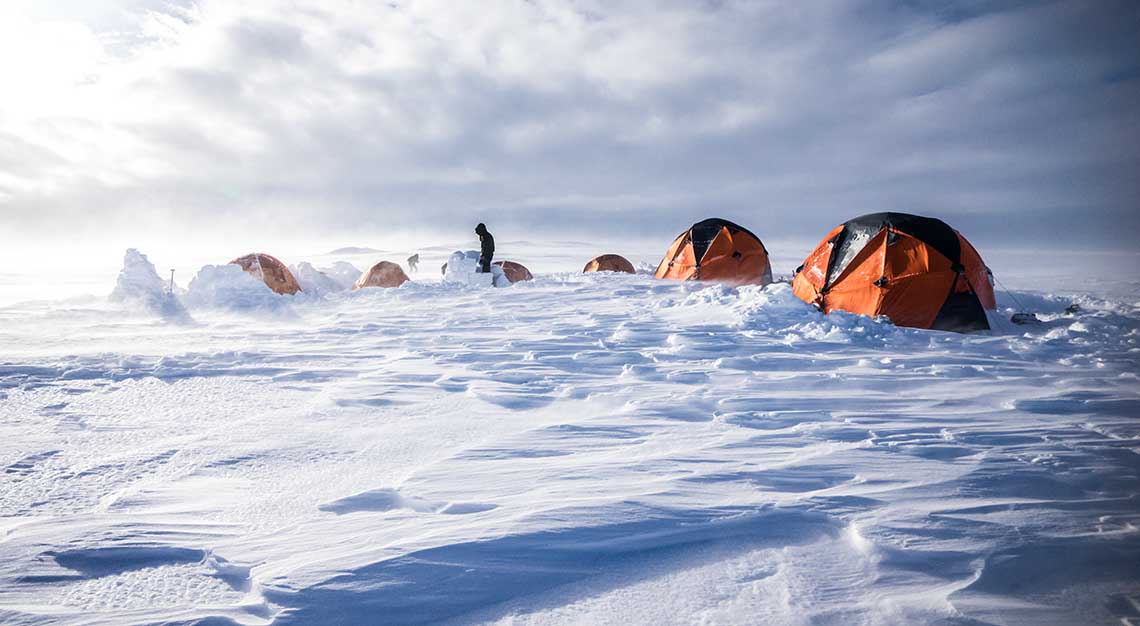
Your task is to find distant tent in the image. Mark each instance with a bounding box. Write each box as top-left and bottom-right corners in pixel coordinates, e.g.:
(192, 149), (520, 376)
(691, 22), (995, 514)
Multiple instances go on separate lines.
(792, 212), (996, 332)
(655, 218), (773, 286)
(353, 261), (410, 289)
(230, 253), (302, 295)
(583, 254), (635, 274)
(493, 261), (533, 283)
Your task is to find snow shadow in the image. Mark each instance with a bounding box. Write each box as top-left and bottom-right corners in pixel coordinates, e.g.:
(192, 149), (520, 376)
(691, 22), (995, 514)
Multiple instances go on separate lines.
(318, 488), (497, 516)
(267, 505), (837, 625)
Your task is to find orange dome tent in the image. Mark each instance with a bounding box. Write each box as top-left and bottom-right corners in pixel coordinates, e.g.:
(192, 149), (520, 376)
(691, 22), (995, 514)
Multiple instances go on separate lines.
(353, 261), (410, 289)
(493, 260), (533, 283)
(583, 254), (635, 274)
(230, 253), (302, 295)
(792, 212), (996, 332)
(655, 218), (772, 286)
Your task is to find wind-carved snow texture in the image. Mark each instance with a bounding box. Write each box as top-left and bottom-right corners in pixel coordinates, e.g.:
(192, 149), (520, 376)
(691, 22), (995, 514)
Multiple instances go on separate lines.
(289, 262), (347, 297)
(109, 249), (191, 322)
(1, 258), (1138, 626)
(185, 264), (289, 312)
(320, 261), (364, 290)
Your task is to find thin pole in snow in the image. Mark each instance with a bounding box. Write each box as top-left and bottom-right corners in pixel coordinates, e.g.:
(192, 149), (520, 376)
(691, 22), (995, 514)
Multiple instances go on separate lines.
(993, 273), (1027, 312)
(169, 269), (175, 293)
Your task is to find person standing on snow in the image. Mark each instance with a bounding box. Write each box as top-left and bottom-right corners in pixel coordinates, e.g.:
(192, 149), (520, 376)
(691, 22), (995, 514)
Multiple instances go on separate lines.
(475, 223), (495, 273)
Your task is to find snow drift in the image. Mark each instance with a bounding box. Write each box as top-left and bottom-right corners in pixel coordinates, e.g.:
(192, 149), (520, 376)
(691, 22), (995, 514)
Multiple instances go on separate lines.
(108, 249), (190, 322)
(321, 261), (364, 290)
(3, 246), (1139, 626)
(291, 261), (350, 296)
(185, 263), (290, 311)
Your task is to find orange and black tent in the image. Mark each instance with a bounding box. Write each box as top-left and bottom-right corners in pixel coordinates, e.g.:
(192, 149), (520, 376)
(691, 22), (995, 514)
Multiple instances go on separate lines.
(792, 212), (996, 332)
(655, 218), (773, 286)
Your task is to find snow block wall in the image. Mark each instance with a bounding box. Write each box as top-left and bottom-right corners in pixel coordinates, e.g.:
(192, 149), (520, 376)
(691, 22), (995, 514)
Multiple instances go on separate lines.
(443, 250), (509, 287)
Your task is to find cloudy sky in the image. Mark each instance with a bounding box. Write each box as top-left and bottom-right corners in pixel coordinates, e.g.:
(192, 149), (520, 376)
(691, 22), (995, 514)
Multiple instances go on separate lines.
(0, 0), (1137, 249)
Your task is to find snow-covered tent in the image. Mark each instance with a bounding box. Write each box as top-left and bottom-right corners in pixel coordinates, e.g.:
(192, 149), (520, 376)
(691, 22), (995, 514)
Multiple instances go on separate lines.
(230, 253), (302, 295)
(353, 261), (410, 289)
(493, 261), (533, 283)
(583, 254), (635, 274)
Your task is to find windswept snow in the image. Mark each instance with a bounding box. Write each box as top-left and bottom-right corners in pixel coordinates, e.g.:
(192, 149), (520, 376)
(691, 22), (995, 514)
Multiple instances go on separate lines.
(321, 261), (365, 290)
(290, 262), (350, 296)
(0, 247), (1138, 626)
(185, 264), (290, 312)
(109, 249), (190, 322)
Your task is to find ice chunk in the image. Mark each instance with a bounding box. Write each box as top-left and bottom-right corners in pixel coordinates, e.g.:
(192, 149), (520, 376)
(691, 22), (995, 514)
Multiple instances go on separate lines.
(109, 249), (190, 321)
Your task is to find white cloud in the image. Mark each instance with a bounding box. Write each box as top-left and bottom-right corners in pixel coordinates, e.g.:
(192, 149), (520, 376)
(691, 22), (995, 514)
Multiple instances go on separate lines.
(0, 0), (1136, 246)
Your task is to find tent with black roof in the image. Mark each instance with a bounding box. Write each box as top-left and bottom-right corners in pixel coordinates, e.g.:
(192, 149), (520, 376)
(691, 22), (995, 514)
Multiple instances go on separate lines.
(655, 218), (773, 286)
(792, 212), (996, 332)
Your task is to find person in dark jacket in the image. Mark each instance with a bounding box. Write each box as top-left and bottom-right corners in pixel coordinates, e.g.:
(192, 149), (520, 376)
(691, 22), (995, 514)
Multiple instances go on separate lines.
(475, 223), (494, 273)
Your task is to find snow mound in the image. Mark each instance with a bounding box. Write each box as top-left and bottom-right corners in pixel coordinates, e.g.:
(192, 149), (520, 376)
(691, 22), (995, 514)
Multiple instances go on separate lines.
(109, 249), (190, 322)
(290, 262), (348, 296)
(634, 261), (658, 275)
(185, 264), (288, 311)
(320, 261), (362, 290)
(443, 250), (510, 287)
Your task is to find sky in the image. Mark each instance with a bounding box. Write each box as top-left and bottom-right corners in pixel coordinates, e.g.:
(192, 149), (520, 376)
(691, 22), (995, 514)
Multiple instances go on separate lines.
(0, 0), (1137, 252)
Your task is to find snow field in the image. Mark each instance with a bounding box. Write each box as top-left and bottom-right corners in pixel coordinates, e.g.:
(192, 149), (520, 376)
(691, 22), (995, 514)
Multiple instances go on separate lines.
(0, 251), (1137, 625)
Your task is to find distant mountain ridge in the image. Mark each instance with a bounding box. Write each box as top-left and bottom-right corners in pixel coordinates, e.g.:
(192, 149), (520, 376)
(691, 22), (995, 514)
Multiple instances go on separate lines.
(327, 246), (383, 255)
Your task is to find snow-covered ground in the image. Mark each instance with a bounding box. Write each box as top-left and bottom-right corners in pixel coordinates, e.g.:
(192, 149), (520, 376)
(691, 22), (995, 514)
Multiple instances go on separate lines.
(1, 241), (1138, 626)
